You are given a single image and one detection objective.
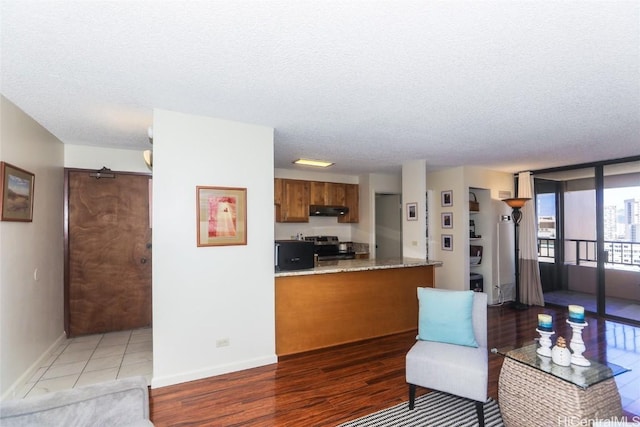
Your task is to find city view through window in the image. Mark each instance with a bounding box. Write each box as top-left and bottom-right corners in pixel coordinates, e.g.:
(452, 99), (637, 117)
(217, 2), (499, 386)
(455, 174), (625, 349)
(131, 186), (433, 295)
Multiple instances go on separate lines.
(536, 187), (640, 270)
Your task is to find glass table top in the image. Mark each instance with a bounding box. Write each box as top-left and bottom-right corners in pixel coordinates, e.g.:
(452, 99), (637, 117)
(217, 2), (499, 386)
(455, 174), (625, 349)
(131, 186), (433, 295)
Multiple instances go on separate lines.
(492, 343), (630, 389)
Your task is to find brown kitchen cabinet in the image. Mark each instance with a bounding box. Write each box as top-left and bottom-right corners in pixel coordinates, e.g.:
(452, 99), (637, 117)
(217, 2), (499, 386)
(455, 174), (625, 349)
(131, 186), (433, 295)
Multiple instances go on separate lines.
(274, 178), (283, 206)
(326, 182), (346, 206)
(275, 178), (358, 223)
(310, 181), (346, 206)
(338, 183), (359, 223)
(274, 178), (310, 222)
(309, 181), (327, 205)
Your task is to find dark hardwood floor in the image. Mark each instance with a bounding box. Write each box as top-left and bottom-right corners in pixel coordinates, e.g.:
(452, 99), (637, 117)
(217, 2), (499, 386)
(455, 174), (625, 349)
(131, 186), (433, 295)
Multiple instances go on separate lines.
(150, 304), (640, 426)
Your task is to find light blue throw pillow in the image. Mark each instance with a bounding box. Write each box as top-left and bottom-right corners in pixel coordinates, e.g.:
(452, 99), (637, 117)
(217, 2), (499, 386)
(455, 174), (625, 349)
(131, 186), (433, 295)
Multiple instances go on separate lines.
(417, 287), (478, 347)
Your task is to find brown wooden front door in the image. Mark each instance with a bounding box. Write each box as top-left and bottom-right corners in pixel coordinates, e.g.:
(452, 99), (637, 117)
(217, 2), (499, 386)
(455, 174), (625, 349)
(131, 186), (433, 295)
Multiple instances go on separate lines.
(65, 169), (152, 337)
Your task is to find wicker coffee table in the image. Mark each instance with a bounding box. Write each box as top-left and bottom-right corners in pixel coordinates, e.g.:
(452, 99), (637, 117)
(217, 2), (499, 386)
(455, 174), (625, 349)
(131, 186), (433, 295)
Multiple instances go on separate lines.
(496, 344), (628, 427)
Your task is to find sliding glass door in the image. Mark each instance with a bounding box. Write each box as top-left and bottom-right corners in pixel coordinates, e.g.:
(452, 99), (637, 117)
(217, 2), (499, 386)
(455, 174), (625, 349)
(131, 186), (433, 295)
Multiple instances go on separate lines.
(533, 158), (640, 324)
(534, 179), (560, 294)
(562, 168), (598, 314)
(535, 168), (599, 315)
(602, 162), (640, 321)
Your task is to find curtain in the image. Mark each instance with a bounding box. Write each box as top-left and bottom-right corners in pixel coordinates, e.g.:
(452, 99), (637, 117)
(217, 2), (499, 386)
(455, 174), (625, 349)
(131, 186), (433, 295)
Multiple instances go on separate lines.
(518, 172), (545, 306)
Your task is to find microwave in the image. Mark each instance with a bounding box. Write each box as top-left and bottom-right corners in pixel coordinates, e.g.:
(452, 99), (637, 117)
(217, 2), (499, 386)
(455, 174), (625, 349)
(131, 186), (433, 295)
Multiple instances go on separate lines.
(275, 240), (315, 271)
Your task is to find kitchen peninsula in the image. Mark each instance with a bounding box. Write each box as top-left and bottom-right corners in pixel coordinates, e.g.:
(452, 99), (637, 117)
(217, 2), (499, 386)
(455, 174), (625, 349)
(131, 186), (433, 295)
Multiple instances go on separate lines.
(275, 258), (441, 356)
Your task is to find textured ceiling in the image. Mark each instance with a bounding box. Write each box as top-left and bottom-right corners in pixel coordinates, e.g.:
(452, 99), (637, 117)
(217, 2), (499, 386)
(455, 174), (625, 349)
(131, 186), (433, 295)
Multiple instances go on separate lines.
(1, 1), (639, 175)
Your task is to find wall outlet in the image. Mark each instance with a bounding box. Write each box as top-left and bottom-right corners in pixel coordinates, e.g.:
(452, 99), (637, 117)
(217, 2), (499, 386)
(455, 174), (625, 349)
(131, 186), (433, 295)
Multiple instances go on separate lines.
(216, 338), (230, 348)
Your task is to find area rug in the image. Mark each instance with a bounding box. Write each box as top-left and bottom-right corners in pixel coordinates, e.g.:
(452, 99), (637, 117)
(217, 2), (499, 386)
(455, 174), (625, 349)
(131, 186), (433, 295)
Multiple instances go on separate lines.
(337, 391), (504, 427)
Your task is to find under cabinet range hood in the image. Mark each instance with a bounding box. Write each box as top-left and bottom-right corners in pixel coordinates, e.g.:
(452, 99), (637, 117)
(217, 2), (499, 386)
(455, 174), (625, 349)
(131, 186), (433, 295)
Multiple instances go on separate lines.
(309, 205), (349, 217)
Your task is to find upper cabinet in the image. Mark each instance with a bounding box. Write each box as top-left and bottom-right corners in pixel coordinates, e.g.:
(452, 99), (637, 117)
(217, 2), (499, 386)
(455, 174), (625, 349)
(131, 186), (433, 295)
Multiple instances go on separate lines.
(275, 179), (358, 223)
(310, 181), (346, 206)
(327, 182), (346, 206)
(309, 181), (325, 205)
(338, 183), (359, 223)
(274, 178), (310, 222)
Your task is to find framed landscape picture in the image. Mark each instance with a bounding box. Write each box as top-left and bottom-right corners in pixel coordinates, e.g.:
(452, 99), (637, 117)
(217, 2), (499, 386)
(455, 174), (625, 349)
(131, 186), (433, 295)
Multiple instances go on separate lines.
(0, 162), (35, 222)
(196, 186), (247, 247)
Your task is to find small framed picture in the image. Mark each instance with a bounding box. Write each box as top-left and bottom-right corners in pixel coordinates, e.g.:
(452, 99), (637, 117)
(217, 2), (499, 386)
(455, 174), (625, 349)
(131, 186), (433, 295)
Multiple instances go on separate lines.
(1, 162), (35, 222)
(406, 202), (418, 221)
(196, 186), (247, 247)
(441, 190), (453, 207)
(441, 212), (453, 228)
(442, 234), (453, 251)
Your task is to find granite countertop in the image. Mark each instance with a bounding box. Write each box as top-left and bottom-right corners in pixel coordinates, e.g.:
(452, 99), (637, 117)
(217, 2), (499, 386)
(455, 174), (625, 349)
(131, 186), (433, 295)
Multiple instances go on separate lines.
(275, 257), (442, 277)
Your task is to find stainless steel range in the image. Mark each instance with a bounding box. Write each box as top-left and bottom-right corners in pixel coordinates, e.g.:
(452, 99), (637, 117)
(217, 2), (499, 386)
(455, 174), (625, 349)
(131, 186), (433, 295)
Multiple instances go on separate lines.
(304, 236), (356, 261)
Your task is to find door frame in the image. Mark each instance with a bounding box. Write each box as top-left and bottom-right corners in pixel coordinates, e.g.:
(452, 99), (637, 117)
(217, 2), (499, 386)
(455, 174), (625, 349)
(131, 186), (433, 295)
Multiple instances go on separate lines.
(63, 168), (152, 337)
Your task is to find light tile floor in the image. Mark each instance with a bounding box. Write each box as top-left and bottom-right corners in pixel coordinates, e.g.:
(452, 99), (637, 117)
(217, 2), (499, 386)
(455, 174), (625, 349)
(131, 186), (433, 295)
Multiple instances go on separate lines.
(18, 327), (152, 399)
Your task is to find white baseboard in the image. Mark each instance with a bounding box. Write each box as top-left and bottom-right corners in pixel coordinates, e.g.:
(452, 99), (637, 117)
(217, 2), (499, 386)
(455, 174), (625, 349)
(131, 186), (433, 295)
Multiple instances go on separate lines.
(150, 354), (278, 389)
(1, 331), (67, 401)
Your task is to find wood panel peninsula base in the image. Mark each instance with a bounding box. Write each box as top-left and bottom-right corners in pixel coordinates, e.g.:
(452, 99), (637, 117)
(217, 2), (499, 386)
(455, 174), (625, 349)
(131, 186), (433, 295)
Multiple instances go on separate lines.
(275, 258), (440, 357)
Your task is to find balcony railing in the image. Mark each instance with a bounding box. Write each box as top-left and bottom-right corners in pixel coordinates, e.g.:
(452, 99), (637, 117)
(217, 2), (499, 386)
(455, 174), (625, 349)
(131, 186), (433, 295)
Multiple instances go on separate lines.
(538, 238), (555, 259)
(537, 238), (640, 269)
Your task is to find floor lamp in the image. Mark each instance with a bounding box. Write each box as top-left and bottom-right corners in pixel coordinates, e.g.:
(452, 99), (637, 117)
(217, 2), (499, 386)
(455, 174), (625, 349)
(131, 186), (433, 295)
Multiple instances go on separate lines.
(502, 197), (531, 310)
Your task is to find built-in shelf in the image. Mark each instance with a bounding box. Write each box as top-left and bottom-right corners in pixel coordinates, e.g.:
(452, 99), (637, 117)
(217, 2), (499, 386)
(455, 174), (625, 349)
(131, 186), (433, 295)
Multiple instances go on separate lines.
(468, 187), (490, 294)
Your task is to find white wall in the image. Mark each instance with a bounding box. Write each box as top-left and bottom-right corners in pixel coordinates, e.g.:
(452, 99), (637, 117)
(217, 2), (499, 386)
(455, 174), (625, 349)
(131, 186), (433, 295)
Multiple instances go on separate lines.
(402, 160), (427, 259)
(426, 167), (467, 290)
(151, 109), (276, 388)
(64, 144), (151, 173)
(0, 95), (64, 398)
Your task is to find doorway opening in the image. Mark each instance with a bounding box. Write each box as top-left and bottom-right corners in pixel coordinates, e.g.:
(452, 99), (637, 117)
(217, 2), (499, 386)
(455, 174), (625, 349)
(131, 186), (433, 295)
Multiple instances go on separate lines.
(375, 193), (402, 259)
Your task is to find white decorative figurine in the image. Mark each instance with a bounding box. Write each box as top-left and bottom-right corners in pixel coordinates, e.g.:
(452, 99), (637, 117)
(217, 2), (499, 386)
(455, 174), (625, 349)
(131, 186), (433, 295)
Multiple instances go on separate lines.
(552, 336), (571, 367)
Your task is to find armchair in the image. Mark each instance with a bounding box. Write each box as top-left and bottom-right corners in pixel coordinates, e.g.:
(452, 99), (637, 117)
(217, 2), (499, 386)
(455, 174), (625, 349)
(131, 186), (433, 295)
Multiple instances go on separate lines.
(406, 288), (488, 427)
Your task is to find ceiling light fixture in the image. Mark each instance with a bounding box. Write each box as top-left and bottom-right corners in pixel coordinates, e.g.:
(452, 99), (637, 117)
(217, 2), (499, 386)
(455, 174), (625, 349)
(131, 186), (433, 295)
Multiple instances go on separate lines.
(143, 127), (153, 170)
(293, 158), (334, 168)
(143, 149), (153, 170)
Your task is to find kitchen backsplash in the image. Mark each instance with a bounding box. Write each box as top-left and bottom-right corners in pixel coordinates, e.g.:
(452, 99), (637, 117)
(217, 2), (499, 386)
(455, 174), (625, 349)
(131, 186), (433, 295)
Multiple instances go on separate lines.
(274, 216), (355, 241)
(351, 242), (369, 254)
